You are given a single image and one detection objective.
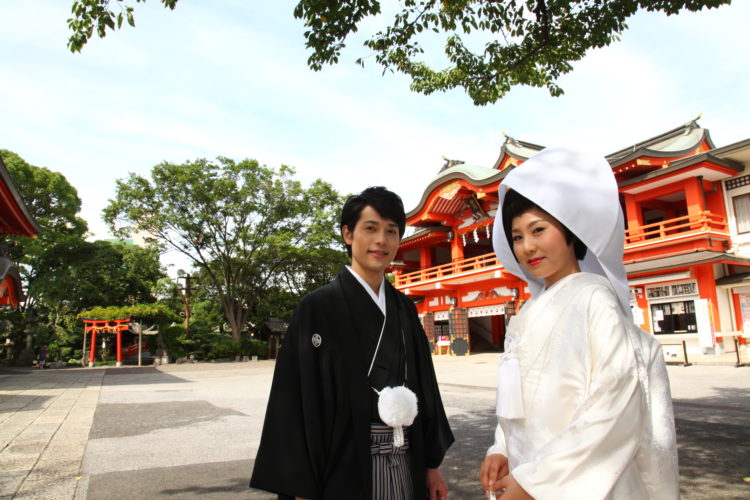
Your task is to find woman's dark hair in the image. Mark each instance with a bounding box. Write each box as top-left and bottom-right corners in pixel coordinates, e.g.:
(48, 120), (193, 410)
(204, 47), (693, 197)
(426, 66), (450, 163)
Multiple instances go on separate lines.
(502, 189), (587, 261)
(340, 186), (406, 257)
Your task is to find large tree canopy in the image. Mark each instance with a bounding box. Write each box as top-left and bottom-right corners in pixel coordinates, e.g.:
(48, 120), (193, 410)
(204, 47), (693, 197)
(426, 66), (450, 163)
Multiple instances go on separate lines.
(0, 150), (167, 364)
(0, 150), (88, 312)
(67, 0), (729, 104)
(103, 157), (347, 342)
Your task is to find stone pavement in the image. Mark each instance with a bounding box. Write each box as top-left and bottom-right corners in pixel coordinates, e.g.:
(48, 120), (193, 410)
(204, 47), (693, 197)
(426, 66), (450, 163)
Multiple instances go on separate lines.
(0, 368), (104, 500)
(0, 355), (747, 499)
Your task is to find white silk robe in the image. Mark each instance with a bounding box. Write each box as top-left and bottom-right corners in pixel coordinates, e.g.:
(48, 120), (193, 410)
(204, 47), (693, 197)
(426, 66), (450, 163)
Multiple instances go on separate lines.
(489, 272), (679, 499)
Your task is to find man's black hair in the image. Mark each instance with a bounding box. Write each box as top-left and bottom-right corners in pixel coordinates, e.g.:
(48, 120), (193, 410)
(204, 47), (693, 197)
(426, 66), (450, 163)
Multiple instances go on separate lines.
(502, 189), (587, 261)
(340, 186), (406, 257)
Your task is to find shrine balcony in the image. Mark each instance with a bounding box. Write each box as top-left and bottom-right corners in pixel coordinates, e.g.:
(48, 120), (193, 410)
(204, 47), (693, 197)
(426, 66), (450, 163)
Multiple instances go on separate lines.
(393, 253), (502, 289)
(624, 211), (729, 262)
(394, 212), (730, 287)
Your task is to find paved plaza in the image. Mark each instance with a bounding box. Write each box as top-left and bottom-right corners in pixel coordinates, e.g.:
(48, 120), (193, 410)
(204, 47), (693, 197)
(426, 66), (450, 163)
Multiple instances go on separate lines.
(1, 354), (748, 499)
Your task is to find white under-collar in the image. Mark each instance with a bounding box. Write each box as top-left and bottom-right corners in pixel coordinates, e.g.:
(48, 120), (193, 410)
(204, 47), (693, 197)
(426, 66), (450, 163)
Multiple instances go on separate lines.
(346, 266), (386, 315)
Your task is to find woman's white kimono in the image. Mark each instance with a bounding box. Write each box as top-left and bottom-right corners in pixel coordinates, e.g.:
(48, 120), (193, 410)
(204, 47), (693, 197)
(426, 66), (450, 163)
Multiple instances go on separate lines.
(488, 272), (679, 499)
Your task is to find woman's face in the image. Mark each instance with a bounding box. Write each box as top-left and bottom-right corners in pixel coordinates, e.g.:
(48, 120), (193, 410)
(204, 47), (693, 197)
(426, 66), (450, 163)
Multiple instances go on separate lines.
(511, 208), (580, 288)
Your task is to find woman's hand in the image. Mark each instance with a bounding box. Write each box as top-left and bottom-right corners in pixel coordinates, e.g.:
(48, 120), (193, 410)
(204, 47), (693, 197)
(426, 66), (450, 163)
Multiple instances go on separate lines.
(479, 453), (509, 494)
(493, 475), (533, 499)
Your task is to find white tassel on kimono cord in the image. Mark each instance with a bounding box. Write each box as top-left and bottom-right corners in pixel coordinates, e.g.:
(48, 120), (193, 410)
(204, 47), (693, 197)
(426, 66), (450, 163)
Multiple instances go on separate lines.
(377, 386), (418, 448)
(496, 351), (524, 419)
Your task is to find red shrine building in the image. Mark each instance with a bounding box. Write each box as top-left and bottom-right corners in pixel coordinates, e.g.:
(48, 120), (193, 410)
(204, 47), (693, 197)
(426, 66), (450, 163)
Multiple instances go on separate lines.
(392, 119), (750, 358)
(0, 156), (40, 308)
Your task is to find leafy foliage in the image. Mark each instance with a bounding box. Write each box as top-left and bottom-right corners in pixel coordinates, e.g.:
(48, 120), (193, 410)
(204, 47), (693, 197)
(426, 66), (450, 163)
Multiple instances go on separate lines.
(79, 302), (177, 322)
(0, 150), (167, 364)
(65, 0), (730, 104)
(67, 0), (178, 52)
(103, 157), (348, 341)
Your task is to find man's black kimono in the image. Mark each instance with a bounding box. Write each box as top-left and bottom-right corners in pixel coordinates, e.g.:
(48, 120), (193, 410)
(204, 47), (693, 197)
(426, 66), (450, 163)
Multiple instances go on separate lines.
(250, 269), (454, 499)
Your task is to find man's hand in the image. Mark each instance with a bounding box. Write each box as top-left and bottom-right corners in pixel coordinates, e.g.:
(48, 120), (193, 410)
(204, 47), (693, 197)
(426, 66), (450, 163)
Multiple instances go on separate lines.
(479, 453), (509, 495)
(493, 475), (533, 499)
(426, 467), (448, 499)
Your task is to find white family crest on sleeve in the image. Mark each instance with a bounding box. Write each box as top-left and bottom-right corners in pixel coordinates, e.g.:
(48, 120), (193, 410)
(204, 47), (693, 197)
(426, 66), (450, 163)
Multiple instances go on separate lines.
(311, 333), (322, 348)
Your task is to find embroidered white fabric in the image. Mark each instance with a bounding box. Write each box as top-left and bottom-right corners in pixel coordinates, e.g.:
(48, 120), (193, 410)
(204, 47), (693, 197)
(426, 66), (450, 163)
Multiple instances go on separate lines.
(488, 147), (679, 499)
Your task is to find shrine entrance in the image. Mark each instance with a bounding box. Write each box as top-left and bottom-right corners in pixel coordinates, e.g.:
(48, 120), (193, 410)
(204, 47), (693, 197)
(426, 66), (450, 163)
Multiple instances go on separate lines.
(82, 318), (130, 367)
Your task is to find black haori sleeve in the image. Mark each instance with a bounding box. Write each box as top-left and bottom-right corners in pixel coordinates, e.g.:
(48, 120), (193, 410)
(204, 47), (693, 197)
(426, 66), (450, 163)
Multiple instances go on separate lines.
(249, 296), (320, 499)
(407, 297), (455, 468)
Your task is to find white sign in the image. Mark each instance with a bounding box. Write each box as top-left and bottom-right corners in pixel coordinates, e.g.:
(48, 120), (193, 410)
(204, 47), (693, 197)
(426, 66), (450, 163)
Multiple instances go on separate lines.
(694, 299), (715, 348)
(631, 305), (644, 326)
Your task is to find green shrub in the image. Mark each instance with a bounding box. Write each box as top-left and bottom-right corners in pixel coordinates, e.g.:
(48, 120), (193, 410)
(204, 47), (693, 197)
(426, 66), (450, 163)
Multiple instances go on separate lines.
(241, 337), (268, 358)
(207, 335), (239, 359)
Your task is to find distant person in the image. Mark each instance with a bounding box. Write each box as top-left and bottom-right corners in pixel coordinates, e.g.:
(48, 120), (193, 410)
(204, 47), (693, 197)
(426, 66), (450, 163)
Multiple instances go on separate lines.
(37, 345), (47, 369)
(251, 186), (454, 499)
(479, 149), (679, 499)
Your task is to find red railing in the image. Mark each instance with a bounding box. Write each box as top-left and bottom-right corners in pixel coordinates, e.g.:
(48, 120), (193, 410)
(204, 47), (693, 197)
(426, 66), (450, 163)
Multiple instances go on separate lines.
(393, 253), (500, 287)
(624, 211), (728, 245)
(394, 212), (730, 287)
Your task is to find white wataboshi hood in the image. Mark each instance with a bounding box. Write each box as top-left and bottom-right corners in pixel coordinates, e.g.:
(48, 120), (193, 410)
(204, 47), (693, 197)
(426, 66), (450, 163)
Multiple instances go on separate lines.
(492, 147), (630, 314)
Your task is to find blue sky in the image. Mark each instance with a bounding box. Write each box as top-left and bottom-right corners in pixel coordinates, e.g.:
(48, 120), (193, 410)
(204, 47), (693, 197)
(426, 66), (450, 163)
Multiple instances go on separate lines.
(2, 1), (748, 273)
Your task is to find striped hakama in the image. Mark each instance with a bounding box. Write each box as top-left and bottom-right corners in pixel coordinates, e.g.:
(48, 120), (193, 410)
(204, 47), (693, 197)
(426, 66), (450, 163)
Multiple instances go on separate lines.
(370, 423), (413, 500)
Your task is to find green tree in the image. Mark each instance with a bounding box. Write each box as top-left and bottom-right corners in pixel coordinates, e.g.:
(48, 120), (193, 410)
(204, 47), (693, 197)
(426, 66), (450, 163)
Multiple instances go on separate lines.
(66, 0), (730, 105)
(0, 150), (88, 314)
(34, 239), (164, 311)
(103, 157), (347, 343)
(0, 150), (166, 364)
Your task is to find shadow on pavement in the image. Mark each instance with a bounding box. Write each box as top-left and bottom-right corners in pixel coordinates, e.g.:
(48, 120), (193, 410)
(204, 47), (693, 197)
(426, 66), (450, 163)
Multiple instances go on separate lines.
(0, 394), (54, 412)
(90, 400), (247, 439)
(676, 416), (750, 500)
(442, 408), (496, 498)
(88, 459), (274, 499)
(102, 367), (191, 385)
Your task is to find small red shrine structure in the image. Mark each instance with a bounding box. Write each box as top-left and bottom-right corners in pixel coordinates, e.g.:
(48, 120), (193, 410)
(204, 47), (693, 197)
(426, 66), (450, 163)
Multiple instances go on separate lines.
(0, 156), (41, 308)
(393, 119), (750, 358)
(82, 318), (131, 367)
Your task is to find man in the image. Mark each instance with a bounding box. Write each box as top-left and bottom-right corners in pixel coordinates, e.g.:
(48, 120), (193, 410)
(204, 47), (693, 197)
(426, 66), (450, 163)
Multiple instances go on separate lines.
(250, 187), (454, 499)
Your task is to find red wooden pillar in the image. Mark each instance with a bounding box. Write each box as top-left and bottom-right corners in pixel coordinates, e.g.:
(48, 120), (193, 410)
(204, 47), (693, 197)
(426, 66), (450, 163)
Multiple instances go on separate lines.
(684, 177), (706, 224)
(89, 330), (97, 367)
(623, 193), (643, 242)
(694, 264), (721, 332)
(451, 231), (464, 261)
(116, 330), (123, 367)
(420, 245), (432, 268)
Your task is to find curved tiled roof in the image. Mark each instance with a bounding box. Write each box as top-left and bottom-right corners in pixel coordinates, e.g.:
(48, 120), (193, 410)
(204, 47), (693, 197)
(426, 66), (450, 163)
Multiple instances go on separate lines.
(606, 118), (714, 167)
(406, 164), (506, 218)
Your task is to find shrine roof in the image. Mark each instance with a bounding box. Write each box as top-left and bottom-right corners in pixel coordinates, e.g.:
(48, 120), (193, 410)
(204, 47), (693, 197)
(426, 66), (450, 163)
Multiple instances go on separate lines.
(406, 164), (505, 218)
(0, 157), (41, 236)
(618, 152), (743, 190)
(399, 225), (449, 246)
(606, 118), (713, 167)
(490, 137), (545, 169)
(709, 137), (750, 165)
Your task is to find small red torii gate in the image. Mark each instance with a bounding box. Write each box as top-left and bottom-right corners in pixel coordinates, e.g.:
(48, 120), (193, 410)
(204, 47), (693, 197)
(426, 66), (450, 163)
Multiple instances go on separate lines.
(82, 318), (130, 367)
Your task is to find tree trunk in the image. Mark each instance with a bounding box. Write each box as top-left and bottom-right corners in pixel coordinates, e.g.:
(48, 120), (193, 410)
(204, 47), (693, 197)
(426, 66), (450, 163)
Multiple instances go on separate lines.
(223, 300), (243, 343)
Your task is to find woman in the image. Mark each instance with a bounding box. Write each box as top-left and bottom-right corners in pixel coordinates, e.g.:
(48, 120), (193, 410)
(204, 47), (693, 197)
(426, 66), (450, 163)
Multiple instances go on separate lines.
(479, 148), (679, 499)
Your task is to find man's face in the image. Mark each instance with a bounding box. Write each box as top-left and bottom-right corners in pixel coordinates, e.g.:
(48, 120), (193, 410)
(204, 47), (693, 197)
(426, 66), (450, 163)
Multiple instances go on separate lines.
(342, 205), (400, 279)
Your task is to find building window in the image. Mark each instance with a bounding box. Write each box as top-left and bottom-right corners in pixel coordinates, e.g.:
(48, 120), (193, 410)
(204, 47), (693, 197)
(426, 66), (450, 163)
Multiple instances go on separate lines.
(726, 175), (750, 191)
(733, 193), (750, 234)
(646, 286), (670, 299)
(651, 301), (697, 334)
(671, 282), (697, 296)
(646, 281), (697, 300)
